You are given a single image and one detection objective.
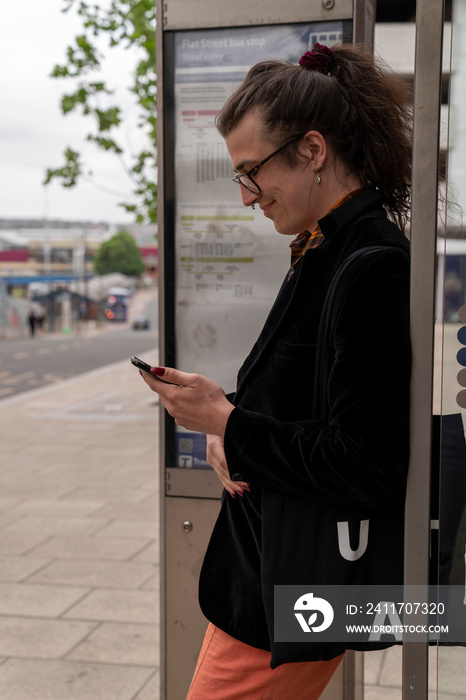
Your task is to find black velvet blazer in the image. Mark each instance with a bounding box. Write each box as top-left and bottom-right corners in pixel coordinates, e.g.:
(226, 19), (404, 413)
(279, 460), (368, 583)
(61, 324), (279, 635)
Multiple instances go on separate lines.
(199, 187), (411, 665)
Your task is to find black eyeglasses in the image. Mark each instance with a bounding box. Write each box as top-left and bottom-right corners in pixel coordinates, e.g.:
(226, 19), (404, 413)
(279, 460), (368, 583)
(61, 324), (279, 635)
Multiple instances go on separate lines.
(232, 133), (305, 195)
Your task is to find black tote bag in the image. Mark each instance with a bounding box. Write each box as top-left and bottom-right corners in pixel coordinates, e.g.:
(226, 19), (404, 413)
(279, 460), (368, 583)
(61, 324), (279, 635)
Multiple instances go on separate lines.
(263, 247), (407, 666)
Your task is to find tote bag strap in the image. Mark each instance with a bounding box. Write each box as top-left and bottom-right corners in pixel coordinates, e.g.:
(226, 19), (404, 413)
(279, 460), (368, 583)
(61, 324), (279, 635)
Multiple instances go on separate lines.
(313, 245), (389, 419)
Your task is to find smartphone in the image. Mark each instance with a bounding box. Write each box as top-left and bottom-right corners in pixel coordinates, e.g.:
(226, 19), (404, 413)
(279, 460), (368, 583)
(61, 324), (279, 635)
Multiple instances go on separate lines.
(131, 355), (155, 375)
(131, 356), (176, 384)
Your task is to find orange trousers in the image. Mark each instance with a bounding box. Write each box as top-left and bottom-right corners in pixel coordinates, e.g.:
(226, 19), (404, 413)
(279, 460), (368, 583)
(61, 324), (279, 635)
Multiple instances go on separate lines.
(186, 623), (344, 700)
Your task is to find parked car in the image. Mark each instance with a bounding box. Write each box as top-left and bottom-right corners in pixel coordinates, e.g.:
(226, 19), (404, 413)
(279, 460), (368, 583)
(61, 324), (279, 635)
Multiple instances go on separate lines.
(132, 314), (150, 330)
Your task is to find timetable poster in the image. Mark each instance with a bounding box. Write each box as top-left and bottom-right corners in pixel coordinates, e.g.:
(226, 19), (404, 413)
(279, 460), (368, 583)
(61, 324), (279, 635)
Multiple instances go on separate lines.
(172, 22), (343, 468)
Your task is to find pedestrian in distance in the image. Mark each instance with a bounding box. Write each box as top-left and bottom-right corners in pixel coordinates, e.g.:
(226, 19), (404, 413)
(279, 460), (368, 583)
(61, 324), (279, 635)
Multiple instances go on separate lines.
(139, 42), (412, 699)
(28, 307), (36, 337)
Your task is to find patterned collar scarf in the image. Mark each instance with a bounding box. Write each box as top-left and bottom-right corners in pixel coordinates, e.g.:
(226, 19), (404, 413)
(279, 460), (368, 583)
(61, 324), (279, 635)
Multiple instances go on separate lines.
(287, 188), (365, 281)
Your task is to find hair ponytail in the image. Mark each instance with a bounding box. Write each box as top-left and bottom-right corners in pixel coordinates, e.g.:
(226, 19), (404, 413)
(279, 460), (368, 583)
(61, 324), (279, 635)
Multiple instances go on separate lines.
(216, 44), (412, 231)
(329, 44), (412, 230)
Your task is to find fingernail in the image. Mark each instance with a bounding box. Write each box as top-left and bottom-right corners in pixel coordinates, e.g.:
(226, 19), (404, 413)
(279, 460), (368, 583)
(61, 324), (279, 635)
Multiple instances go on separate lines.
(242, 485), (251, 493)
(229, 491), (236, 499)
(150, 367), (165, 377)
(237, 490), (244, 498)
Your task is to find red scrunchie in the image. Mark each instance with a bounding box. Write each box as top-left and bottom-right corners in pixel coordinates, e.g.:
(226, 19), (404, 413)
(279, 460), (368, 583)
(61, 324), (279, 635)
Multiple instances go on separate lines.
(299, 43), (333, 74)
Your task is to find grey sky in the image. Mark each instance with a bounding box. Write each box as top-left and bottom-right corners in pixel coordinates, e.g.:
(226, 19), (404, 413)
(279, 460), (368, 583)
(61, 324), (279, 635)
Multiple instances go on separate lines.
(0, 0), (145, 224)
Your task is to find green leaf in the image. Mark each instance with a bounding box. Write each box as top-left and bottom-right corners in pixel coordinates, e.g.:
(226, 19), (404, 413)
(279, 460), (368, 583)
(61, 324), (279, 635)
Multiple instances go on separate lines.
(43, 148), (84, 188)
(87, 135), (124, 154)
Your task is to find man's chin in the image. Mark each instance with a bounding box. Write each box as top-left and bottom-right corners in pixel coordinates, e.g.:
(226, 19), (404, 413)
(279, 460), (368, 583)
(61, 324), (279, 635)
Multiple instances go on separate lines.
(274, 222), (299, 237)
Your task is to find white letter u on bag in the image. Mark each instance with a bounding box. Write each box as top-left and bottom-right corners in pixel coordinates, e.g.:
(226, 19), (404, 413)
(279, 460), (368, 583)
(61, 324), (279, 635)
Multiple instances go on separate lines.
(337, 520), (369, 561)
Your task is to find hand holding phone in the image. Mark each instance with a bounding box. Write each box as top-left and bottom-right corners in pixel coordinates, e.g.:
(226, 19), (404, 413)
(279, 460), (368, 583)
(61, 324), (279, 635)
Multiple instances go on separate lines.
(132, 357), (233, 436)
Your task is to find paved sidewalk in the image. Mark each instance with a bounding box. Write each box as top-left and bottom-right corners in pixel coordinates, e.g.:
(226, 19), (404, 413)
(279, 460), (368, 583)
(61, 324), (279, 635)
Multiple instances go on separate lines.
(0, 351), (160, 699)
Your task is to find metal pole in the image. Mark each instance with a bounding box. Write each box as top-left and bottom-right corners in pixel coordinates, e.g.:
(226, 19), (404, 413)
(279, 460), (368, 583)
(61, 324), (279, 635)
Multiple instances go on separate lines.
(352, 0), (376, 46)
(155, 3), (167, 699)
(403, 0), (445, 697)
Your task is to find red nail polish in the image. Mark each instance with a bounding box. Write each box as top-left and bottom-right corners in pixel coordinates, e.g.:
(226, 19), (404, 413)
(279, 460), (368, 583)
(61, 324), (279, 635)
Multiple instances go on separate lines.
(230, 491), (236, 499)
(150, 367), (165, 377)
(242, 485), (251, 493)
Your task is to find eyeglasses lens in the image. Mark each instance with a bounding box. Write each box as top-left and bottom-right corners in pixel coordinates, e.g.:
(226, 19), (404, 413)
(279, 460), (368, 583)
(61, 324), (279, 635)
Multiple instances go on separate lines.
(236, 175), (260, 194)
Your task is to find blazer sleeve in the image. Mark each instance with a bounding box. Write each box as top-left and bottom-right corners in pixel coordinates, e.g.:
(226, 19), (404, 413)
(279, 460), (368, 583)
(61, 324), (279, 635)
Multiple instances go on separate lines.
(223, 248), (411, 508)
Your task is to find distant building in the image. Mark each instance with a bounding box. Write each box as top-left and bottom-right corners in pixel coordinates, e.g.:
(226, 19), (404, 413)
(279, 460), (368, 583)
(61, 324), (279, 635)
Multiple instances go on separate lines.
(0, 219), (158, 288)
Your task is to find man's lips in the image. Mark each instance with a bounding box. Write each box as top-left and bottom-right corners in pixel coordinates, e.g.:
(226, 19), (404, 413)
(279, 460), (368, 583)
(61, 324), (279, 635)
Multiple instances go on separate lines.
(261, 202), (274, 218)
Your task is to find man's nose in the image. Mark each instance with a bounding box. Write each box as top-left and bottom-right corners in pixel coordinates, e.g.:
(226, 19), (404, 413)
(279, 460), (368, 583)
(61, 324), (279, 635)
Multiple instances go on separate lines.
(240, 185), (259, 208)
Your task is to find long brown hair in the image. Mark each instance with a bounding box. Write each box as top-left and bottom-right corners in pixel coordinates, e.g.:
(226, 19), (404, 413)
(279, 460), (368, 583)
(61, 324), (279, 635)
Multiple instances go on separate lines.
(216, 44), (412, 231)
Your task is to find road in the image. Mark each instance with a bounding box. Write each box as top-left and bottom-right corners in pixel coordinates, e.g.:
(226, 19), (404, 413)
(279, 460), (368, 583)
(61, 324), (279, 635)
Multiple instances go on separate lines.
(0, 293), (159, 400)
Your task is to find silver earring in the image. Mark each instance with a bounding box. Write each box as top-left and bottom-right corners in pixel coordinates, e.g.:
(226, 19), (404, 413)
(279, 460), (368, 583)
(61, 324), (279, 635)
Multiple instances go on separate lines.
(315, 170), (321, 184)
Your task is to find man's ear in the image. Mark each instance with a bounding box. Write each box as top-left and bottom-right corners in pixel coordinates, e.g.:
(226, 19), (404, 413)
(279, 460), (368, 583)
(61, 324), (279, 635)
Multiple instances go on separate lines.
(302, 130), (327, 169)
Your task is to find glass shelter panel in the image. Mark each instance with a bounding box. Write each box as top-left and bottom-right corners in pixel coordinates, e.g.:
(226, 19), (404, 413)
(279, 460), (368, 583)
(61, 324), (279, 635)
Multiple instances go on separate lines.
(438, 2), (466, 696)
(168, 21), (344, 470)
